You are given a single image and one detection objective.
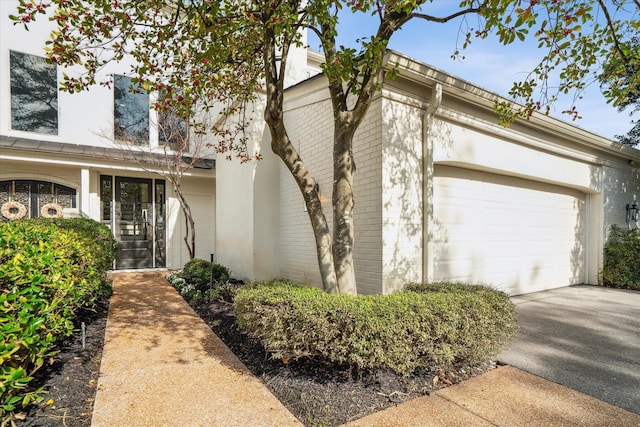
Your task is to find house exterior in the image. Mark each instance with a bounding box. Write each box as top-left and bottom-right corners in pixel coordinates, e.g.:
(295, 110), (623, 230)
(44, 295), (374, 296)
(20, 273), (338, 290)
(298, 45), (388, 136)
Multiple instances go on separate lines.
(2, 1), (638, 295)
(0, 2), (218, 269)
(265, 51), (640, 295)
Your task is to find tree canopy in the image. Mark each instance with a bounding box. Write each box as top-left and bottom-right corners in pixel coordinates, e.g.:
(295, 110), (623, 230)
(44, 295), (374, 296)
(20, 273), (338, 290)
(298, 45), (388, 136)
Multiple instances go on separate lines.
(13, 0), (640, 293)
(602, 35), (640, 147)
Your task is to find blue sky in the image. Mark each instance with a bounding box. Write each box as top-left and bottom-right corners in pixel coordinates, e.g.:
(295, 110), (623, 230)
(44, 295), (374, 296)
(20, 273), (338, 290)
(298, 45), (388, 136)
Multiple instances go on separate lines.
(307, 3), (636, 140)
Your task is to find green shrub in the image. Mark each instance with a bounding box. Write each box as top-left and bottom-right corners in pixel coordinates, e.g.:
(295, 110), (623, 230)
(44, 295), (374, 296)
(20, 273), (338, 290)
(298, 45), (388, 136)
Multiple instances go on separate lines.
(234, 281), (518, 375)
(168, 260), (233, 304)
(600, 226), (640, 290)
(180, 258), (213, 291)
(0, 218), (115, 421)
(179, 258), (230, 291)
(211, 263), (231, 285)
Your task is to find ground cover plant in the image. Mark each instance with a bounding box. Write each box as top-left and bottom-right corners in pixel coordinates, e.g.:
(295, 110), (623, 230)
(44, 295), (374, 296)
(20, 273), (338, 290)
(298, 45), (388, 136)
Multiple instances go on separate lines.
(0, 218), (115, 425)
(600, 225), (640, 290)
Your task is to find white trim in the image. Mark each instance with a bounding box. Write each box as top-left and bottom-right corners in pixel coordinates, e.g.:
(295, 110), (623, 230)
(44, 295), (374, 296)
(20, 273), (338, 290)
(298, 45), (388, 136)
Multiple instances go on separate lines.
(0, 151), (215, 178)
(80, 168), (90, 217)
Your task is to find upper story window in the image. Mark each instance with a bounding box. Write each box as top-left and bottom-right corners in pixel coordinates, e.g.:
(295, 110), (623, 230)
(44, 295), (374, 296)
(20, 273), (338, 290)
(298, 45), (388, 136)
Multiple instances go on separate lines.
(158, 108), (189, 152)
(10, 50), (58, 135)
(114, 75), (149, 145)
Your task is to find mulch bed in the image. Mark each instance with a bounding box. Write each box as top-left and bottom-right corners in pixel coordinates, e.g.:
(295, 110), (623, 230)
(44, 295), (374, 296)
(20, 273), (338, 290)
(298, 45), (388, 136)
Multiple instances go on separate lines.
(192, 298), (496, 426)
(15, 291), (495, 427)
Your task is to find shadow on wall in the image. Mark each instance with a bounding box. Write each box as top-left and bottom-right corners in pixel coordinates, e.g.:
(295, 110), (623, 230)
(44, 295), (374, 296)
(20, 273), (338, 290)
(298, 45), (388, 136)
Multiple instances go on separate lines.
(429, 123), (590, 294)
(571, 196), (586, 285)
(380, 100), (425, 293)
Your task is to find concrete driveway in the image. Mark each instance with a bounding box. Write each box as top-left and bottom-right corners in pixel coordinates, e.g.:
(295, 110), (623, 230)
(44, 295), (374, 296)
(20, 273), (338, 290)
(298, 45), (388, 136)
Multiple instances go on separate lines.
(498, 285), (640, 415)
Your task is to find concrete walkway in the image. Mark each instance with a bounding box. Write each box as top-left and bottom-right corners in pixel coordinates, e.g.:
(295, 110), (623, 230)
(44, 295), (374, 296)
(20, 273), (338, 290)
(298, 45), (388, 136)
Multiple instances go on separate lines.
(91, 271), (301, 426)
(92, 272), (640, 426)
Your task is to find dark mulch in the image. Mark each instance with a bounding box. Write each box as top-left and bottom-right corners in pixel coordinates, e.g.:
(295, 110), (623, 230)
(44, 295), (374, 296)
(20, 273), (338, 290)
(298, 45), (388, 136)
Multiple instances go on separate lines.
(14, 299), (109, 427)
(191, 297), (496, 426)
(15, 289), (495, 427)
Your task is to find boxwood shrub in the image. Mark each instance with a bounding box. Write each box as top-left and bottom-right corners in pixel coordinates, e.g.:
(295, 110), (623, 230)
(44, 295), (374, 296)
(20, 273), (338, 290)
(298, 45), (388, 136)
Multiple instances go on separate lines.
(180, 258), (231, 292)
(234, 281), (518, 375)
(600, 225), (640, 290)
(0, 218), (115, 421)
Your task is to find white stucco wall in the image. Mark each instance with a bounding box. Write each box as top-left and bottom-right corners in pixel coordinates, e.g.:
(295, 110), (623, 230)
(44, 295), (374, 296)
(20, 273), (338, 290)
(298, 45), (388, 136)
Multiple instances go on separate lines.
(2, 1), (218, 272)
(214, 97), (281, 283)
(167, 176), (216, 269)
(1, 3), (136, 149)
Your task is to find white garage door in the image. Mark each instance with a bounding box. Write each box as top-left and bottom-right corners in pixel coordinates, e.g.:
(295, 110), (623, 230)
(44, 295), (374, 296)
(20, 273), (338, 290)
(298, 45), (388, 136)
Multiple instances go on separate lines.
(432, 165), (586, 295)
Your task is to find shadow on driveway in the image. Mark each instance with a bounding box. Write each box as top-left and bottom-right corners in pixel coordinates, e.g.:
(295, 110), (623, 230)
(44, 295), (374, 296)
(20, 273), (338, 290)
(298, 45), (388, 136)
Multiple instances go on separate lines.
(498, 285), (640, 415)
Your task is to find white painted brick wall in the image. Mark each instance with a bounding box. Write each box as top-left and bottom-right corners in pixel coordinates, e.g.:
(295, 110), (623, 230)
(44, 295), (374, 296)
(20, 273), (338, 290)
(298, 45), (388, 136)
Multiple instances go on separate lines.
(280, 95), (385, 293)
(380, 97), (423, 294)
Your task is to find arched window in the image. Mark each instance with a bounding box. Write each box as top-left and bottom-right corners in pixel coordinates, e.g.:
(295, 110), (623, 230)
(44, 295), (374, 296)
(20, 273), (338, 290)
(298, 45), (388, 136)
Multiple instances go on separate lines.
(0, 180), (77, 221)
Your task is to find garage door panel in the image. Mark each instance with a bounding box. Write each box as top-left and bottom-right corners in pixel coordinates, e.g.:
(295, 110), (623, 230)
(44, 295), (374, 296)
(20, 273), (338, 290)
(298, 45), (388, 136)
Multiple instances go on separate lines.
(432, 165), (586, 295)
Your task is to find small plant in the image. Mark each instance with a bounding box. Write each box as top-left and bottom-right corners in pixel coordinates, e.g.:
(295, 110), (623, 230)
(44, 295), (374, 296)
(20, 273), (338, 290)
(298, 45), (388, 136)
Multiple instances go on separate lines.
(600, 225), (640, 290)
(179, 258), (231, 292)
(180, 258), (213, 291)
(167, 260), (234, 304)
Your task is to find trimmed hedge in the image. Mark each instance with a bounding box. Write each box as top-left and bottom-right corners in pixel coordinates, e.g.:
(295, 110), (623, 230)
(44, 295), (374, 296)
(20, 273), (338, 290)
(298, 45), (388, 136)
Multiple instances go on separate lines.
(234, 281), (518, 375)
(600, 226), (640, 290)
(0, 218), (115, 420)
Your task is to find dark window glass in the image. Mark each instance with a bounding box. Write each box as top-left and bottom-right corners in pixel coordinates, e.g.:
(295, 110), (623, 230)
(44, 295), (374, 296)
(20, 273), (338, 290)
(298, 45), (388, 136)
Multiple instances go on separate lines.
(158, 109), (189, 151)
(155, 180), (166, 267)
(157, 89), (188, 151)
(10, 50), (58, 134)
(114, 75), (149, 144)
(100, 176), (113, 221)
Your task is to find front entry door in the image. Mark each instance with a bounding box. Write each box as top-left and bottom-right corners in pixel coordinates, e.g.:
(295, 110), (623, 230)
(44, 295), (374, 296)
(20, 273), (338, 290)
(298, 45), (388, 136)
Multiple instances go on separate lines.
(101, 176), (166, 269)
(116, 178), (152, 268)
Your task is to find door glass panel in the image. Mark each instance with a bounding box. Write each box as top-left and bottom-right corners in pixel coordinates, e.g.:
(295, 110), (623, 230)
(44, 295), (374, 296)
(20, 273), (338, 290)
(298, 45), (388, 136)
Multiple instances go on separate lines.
(155, 180), (166, 267)
(100, 176), (112, 224)
(115, 177), (152, 269)
(118, 179), (151, 241)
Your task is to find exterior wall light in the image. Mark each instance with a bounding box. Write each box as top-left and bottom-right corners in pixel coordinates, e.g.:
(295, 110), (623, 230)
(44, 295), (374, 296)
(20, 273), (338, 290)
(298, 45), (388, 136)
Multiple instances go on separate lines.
(626, 203), (639, 224)
(313, 178), (320, 193)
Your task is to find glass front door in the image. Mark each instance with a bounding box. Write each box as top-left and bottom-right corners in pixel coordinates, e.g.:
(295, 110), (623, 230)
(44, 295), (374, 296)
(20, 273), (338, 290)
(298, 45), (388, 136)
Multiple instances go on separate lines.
(101, 176), (165, 269)
(117, 178), (151, 244)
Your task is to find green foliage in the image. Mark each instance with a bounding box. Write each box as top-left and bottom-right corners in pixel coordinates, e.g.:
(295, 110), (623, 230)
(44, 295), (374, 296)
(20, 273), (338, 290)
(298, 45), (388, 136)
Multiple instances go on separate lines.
(602, 36), (640, 147)
(179, 258), (230, 292)
(234, 281), (518, 375)
(180, 258), (214, 291)
(0, 218), (115, 422)
(167, 260), (233, 304)
(600, 226), (640, 290)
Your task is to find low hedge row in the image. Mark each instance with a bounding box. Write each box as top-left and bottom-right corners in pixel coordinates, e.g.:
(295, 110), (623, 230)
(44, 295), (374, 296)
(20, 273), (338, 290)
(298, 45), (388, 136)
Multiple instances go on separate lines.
(600, 225), (640, 290)
(234, 281), (518, 375)
(0, 218), (116, 420)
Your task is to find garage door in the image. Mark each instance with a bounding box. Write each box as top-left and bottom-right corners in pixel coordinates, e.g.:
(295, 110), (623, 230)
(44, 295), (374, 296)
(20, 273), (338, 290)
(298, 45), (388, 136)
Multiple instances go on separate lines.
(432, 165), (586, 295)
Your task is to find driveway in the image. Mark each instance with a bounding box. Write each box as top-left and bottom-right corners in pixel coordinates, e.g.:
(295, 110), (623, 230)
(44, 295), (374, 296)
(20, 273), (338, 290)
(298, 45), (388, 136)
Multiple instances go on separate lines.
(498, 285), (640, 415)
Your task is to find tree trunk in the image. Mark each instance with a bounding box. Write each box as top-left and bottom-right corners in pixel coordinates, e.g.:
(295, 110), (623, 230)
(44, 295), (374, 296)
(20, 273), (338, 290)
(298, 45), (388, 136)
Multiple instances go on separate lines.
(269, 122), (339, 293)
(172, 180), (196, 260)
(332, 123), (358, 295)
(262, 25), (338, 293)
